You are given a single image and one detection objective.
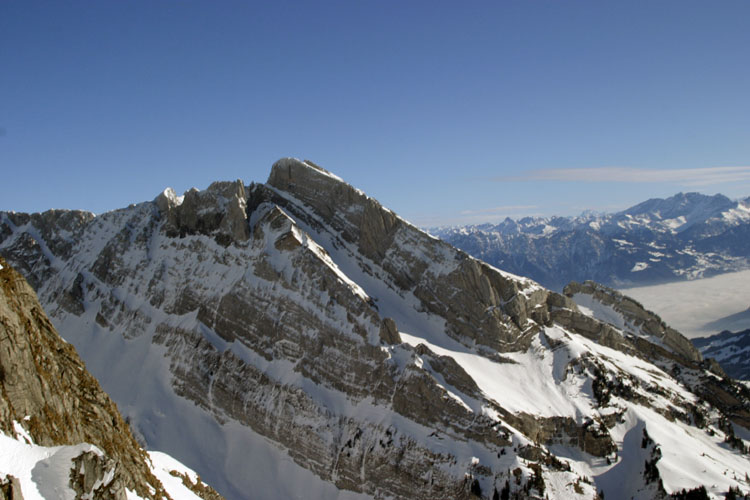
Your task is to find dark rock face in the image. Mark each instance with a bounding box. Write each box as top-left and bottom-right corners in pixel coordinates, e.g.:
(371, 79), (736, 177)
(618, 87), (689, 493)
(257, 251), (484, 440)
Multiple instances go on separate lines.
(0, 475), (23, 500)
(156, 180), (249, 245)
(379, 317), (401, 344)
(69, 451), (127, 500)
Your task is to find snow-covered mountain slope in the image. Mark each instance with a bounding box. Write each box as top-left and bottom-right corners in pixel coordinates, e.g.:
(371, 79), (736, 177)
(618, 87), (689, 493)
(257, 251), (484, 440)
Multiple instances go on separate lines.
(433, 193), (750, 290)
(693, 329), (750, 381)
(1, 159), (750, 499)
(0, 258), (222, 500)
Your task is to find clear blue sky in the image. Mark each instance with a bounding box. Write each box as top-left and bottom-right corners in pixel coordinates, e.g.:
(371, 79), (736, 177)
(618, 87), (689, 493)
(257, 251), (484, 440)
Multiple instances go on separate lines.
(2, 1), (749, 226)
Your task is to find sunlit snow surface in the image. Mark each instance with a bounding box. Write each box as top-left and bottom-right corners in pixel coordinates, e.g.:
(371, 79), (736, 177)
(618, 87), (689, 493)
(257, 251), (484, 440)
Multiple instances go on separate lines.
(0, 426), (202, 500)
(401, 325), (750, 498)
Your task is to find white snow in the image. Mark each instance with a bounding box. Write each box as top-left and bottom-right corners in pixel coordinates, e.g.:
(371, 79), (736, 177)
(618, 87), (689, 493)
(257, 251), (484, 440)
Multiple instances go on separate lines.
(13, 420), (33, 444)
(721, 203), (750, 224)
(400, 324), (691, 420)
(147, 452), (207, 500)
(614, 406), (749, 498)
(571, 293), (627, 332)
(663, 215), (687, 230)
(631, 262), (649, 272)
(161, 188), (185, 207)
(0, 430), (237, 500)
(0, 432), (105, 500)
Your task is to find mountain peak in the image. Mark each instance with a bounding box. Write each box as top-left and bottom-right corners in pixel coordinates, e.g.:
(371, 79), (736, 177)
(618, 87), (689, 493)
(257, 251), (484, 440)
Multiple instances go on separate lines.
(270, 157), (345, 186)
(621, 191), (733, 219)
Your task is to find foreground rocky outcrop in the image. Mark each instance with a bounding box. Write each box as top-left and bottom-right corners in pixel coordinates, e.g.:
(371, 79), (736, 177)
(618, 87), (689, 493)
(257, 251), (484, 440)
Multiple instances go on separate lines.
(1, 159), (749, 499)
(0, 258), (223, 500)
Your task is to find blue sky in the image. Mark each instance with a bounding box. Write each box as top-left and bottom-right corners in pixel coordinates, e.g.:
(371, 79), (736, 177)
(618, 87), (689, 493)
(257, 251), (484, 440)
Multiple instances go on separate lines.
(2, 1), (749, 226)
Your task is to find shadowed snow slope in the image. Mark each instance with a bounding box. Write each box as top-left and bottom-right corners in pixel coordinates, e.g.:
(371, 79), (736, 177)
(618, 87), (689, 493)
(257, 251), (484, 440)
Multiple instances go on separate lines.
(1, 159), (749, 500)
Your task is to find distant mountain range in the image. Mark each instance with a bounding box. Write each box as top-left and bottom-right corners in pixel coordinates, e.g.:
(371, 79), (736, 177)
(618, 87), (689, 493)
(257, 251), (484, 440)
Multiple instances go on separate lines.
(432, 192), (750, 290)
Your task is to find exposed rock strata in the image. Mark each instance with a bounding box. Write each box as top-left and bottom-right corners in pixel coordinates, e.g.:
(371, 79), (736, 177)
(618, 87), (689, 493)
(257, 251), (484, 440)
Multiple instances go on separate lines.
(563, 280), (702, 362)
(0, 159), (748, 499)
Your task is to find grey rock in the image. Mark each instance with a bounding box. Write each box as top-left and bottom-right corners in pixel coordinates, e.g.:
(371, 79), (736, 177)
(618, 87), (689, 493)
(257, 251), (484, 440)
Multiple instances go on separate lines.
(156, 180), (249, 245)
(69, 451), (126, 500)
(379, 317), (401, 344)
(0, 475), (24, 500)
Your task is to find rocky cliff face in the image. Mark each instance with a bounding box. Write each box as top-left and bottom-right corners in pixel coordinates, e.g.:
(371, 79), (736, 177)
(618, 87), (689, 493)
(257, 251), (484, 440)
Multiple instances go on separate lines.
(1, 158), (749, 499)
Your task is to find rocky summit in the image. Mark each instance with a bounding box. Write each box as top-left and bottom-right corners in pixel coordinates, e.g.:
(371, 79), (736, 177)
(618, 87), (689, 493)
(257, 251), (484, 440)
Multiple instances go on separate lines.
(1, 158), (750, 499)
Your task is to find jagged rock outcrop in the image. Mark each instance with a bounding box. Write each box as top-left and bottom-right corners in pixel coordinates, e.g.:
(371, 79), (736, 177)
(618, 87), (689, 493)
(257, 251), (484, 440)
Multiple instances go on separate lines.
(0, 475), (23, 500)
(69, 451), (127, 500)
(563, 280), (703, 362)
(156, 180), (249, 245)
(1, 159), (749, 499)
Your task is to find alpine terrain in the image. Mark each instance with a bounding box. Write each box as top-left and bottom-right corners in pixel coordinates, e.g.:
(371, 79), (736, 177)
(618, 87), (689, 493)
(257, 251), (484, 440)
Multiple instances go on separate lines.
(0, 258), (223, 500)
(433, 193), (750, 290)
(1, 158), (749, 499)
